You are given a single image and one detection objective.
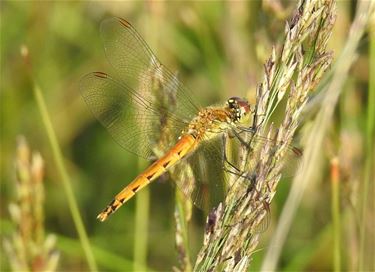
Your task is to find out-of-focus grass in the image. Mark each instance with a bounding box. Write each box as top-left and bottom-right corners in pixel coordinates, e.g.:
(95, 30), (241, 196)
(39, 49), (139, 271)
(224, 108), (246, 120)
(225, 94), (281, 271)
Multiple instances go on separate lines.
(360, 10), (375, 271)
(133, 162), (150, 272)
(31, 76), (97, 271)
(56, 234), (135, 271)
(3, 137), (59, 271)
(330, 158), (341, 272)
(1, 1), (373, 271)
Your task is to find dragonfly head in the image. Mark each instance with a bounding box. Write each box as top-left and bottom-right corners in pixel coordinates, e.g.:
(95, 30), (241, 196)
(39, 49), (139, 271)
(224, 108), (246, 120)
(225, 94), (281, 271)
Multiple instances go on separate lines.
(226, 97), (252, 124)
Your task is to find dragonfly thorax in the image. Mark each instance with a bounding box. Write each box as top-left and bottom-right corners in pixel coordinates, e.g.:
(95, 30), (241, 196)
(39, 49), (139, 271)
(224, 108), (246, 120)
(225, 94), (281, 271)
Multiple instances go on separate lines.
(185, 98), (252, 140)
(186, 108), (233, 140)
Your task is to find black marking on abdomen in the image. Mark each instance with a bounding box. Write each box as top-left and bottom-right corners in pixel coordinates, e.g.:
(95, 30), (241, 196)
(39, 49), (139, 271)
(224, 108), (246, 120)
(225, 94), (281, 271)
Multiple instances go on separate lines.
(108, 199), (117, 211)
(132, 185), (140, 193)
(163, 160), (171, 168)
(146, 173), (155, 180)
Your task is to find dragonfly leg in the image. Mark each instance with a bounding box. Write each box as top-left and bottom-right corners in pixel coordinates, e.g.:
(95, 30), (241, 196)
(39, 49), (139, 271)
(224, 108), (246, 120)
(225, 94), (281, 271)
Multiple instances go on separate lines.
(231, 129), (251, 149)
(221, 134), (261, 190)
(223, 168), (250, 179)
(236, 126), (256, 134)
(221, 134), (243, 174)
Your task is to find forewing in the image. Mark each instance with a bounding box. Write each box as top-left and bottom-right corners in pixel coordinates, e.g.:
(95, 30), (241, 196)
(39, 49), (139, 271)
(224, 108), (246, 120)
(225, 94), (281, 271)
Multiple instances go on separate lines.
(100, 17), (200, 122)
(80, 72), (187, 159)
(81, 17), (204, 159)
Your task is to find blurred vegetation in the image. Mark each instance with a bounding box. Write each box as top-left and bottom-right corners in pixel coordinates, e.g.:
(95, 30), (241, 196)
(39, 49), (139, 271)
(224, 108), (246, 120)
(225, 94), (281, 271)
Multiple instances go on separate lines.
(1, 1), (373, 271)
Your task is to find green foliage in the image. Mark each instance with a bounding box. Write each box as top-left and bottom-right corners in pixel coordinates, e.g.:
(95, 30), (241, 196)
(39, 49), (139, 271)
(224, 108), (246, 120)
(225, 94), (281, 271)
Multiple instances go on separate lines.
(1, 1), (373, 271)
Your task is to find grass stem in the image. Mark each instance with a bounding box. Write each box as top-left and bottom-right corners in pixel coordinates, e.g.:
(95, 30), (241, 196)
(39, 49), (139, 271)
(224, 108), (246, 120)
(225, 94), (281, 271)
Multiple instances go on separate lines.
(175, 189), (192, 272)
(133, 160), (150, 271)
(359, 14), (375, 271)
(33, 83), (98, 271)
(330, 158), (341, 272)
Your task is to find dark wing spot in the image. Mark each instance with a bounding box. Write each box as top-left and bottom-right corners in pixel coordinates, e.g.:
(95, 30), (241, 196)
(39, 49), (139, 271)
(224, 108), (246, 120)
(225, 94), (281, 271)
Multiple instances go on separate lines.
(292, 147), (303, 157)
(93, 71), (108, 78)
(117, 17), (131, 28)
(163, 161), (171, 168)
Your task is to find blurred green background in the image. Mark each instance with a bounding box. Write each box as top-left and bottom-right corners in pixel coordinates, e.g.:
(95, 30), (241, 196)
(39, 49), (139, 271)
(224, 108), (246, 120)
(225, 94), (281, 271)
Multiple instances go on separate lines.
(1, 1), (373, 271)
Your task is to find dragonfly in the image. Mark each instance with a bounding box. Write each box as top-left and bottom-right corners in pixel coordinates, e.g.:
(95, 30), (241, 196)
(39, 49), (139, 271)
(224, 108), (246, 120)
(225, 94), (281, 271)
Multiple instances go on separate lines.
(80, 18), (295, 222)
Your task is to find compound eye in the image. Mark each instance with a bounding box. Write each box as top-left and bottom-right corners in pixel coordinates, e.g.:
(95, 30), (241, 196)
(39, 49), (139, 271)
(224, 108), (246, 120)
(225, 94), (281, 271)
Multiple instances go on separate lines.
(227, 97), (250, 115)
(227, 96), (240, 109)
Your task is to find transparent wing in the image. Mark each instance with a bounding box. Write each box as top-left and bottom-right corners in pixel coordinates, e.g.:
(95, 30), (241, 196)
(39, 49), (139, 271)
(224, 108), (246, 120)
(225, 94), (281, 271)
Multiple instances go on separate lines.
(100, 17), (200, 122)
(173, 136), (227, 210)
(80, 17), (203, 159)
(80, 72), (188, 159)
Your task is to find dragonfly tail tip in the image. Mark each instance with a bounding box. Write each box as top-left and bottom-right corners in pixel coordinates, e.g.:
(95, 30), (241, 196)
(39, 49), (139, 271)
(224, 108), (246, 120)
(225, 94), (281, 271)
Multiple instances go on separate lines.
(97, 212), (108, 222)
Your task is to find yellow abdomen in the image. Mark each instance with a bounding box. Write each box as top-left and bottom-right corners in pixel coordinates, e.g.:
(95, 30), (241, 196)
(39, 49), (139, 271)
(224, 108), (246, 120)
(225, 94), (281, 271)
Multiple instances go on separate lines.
(97, 134), (196, 221)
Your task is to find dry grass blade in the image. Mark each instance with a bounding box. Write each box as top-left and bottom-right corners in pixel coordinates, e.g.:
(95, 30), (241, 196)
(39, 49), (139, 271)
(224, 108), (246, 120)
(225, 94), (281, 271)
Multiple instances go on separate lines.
(194, 0), (336, 271)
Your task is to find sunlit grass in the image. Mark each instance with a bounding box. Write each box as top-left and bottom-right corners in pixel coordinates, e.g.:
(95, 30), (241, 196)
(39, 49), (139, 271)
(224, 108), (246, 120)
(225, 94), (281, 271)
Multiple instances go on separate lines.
(330, 157), (341, 272)
(23, 46), (98, 271)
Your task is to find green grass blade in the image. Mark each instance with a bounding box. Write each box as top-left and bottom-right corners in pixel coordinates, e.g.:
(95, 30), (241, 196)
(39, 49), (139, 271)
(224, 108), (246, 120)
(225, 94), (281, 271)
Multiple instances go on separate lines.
(133, 160), (150, 271)
(359, 14), (375, 271)
(33, 82), (98, 271)
(57, 235), (134, 271)
(331, 158), (341, 272)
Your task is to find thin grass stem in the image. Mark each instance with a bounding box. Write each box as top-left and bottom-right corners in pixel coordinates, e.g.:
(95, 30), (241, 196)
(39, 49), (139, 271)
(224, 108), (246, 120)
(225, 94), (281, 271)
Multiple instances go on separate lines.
(330, 158), (341, 272)
(175, 189), (192, 272)
(359, 14), (375, 271)
(133, 160), (150, 271)
(32, 83), (98, 272)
